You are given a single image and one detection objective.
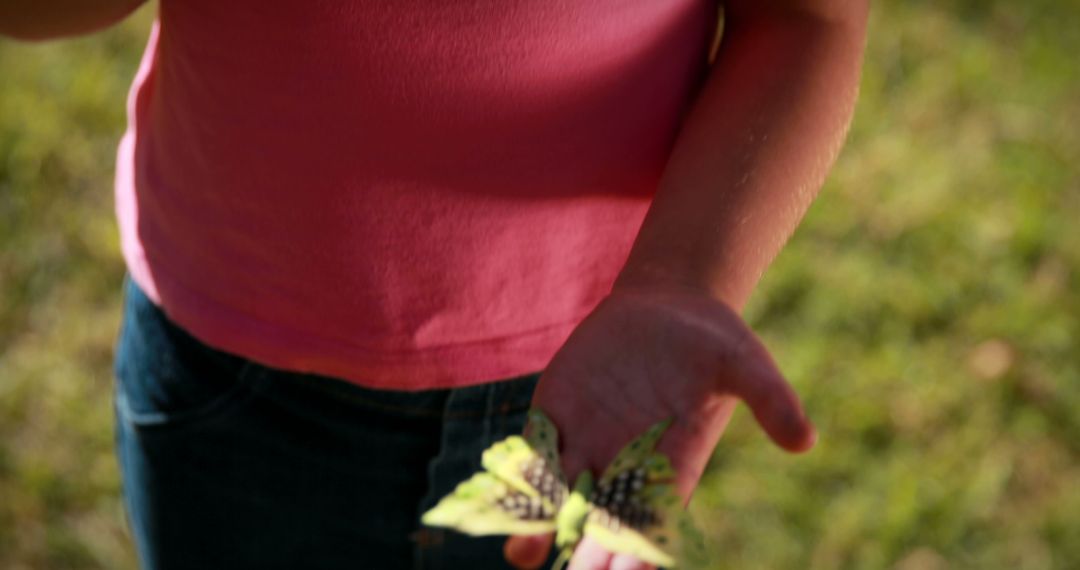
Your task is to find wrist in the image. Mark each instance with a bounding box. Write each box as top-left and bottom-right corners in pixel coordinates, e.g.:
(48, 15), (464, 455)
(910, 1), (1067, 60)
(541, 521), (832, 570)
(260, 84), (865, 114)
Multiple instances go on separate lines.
(597, 282), (749, 342)
(611, 267), (751, 313)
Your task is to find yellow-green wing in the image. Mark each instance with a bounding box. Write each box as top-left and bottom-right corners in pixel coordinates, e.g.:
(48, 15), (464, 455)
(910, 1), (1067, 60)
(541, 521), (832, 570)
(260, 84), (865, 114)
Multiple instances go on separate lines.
(481, 416), (568, 508)
(422, 412), (570, 538)
(584, 456), (682, 567)
(420, 471), (558, 536)
(586, 505), (707, 568)
(597, 418), (673, 487)
(522, 409), (566, 489)
(583, 418), (701, 568)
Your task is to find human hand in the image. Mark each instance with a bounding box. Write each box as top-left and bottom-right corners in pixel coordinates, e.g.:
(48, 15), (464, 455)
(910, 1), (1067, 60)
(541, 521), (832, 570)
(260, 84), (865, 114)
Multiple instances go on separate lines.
(502, 287), (816, 569)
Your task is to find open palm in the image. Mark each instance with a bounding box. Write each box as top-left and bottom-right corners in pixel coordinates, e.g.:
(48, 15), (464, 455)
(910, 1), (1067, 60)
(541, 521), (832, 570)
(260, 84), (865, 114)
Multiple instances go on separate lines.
(504, 287), (817, 570)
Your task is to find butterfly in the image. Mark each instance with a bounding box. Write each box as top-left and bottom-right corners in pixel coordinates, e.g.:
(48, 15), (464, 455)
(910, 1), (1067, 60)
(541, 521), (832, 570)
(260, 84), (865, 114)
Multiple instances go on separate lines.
(421, 409), (705, 569)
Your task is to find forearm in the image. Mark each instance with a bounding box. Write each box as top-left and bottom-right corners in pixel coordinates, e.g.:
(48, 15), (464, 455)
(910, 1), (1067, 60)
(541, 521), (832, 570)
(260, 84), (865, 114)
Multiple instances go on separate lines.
(614, 2), (868, 310)
(0, 0), (146, 41)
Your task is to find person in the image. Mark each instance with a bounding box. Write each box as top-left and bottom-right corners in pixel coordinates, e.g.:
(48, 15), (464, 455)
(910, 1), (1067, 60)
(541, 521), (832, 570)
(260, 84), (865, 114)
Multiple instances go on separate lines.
(1, 0), (869, 568)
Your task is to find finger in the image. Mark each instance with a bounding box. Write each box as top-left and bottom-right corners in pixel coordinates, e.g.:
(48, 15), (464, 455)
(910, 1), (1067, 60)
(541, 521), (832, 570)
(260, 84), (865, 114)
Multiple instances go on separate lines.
(724, 332), (817, 453)
(610, 552), (655, 570)
(567, 537), (614, 570)
(504, 534), (554, 570)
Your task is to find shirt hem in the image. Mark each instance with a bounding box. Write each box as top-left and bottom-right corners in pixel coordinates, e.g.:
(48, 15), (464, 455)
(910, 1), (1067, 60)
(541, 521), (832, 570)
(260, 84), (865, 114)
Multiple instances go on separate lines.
(121, 257), (582, 391)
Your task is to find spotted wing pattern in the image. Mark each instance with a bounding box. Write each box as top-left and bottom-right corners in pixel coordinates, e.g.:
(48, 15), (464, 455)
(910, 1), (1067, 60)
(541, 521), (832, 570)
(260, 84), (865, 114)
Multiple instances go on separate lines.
(421, 413), (569, 537)
(420, 471), (558, 536)
(493, 455), (567, 521)
(523, 409), (566, 494)
(590, 463), (670, 532)
(582, 420), (686, 568)
(423, 412), (704, 568)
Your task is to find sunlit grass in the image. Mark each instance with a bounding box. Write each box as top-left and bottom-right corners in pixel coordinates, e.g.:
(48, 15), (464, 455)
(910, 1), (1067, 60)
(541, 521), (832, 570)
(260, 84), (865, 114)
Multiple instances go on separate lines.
(1, 1), (1077, 568)
(698, 2), (1079, 569)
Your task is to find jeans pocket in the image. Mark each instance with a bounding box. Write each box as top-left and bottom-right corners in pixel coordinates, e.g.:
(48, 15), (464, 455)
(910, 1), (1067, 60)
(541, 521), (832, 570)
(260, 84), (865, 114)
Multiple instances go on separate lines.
(113, 277), (257, 434)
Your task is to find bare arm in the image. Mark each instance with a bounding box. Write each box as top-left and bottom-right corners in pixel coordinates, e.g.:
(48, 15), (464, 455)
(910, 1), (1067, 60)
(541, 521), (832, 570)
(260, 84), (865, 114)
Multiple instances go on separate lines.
(507, 2), (869, 568)
(0, 0), (147, 41)
(614, 0), (869, 308)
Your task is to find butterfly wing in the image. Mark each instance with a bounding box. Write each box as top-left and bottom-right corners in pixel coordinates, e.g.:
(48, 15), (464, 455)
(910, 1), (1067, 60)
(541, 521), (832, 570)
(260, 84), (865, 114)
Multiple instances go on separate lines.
(584, 457), (681, 567)
(421, 411), (570, 537)
(588, 493), (708, 568)
(420, 471), (559, 536)
(522, 409), (566, 490)
(596, 418), (673, 485)
(480, 410), (568, 506)
(582, 419), (700, 568)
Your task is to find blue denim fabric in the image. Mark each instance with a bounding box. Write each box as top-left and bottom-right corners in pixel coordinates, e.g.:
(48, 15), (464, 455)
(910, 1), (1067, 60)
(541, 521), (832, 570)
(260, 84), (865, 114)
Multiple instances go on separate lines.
(113, 276), (557, 570)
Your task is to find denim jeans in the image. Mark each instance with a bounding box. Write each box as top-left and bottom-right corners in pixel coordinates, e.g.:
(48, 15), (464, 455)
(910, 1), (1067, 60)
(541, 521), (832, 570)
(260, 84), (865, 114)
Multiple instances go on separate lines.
(113, 276), (556, 569)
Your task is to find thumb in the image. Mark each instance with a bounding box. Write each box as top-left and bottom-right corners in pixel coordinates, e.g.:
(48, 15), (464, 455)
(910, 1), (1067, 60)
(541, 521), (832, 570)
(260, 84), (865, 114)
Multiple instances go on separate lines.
(723, 331), (817, 453)
(504, 533), (554, 570)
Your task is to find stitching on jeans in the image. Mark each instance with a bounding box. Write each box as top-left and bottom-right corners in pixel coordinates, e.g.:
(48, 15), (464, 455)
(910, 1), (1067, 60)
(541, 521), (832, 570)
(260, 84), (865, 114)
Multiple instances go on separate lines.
(120, 361), (258, 433)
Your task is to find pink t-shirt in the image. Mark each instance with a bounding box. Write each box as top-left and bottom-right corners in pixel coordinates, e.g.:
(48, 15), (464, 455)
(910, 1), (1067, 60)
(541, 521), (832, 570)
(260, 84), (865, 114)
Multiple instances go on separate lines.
(116, 0), (719, 389)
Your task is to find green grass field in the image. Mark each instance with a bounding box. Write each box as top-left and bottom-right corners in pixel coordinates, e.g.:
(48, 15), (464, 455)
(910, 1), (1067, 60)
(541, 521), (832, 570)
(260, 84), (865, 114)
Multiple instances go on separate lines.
(1, 1), (1077, 568)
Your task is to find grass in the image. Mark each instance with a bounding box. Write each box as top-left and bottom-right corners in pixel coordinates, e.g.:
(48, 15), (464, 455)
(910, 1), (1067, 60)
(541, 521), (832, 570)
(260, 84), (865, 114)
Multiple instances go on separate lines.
(1, 1), (1078, 568)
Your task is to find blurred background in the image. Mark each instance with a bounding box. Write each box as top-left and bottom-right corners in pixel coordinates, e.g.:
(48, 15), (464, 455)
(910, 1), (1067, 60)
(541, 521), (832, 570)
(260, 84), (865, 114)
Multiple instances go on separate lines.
(1, 0), (1077, 568)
